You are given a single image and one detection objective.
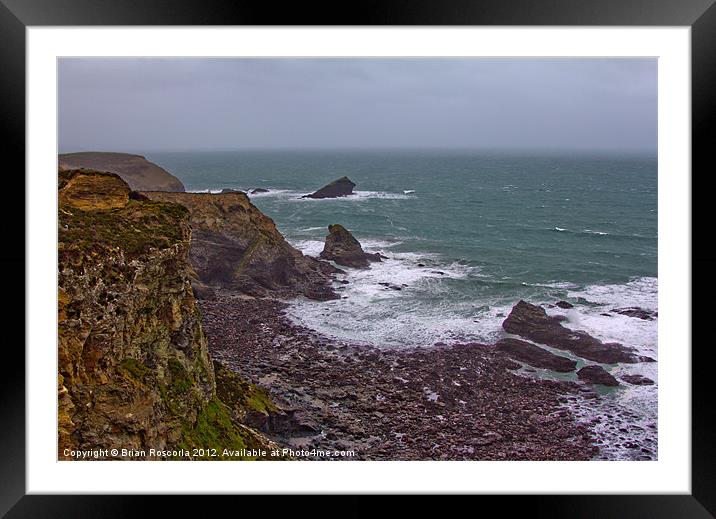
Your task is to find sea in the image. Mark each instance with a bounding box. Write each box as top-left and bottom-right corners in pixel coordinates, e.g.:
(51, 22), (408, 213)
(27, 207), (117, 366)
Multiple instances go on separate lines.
(145, 149), (658, 460)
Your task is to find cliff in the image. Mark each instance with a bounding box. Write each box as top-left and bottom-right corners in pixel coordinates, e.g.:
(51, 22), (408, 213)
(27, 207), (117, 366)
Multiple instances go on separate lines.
(144, 191), (340, 300)
(59, 152), (185, 192)
(58, 169), (276, 460)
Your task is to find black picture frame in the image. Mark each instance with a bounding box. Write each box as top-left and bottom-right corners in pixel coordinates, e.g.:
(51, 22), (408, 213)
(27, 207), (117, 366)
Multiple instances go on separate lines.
(3, 0), (711, 516)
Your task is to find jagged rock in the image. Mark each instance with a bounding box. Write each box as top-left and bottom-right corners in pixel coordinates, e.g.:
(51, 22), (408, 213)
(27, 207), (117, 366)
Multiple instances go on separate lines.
(612, 307), (657, 320)
(59, 152), (185, 192)
(621, 374), (655, 385)
(502, 300), (640, 364)
(145, 191), (340, 300)
(556, 300), (574, 309)
(577, 365), (620, 386)
(319, 224), (382, 268)
(302, 176), (356, 199)
(249, 188), (269, 194)
(495, 338), (577, 372)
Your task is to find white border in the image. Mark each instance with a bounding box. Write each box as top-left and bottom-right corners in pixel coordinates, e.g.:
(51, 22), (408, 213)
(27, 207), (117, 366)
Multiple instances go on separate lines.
(27, 27), (691, 494)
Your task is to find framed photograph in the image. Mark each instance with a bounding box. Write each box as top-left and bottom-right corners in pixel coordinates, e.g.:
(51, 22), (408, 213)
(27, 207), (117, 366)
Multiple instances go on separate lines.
(4, 0), (711, 515)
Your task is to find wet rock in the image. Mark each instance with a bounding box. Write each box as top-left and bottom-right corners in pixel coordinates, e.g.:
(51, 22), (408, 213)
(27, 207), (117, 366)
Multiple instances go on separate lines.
(495, 338), (577, 372)
(577, 365), (620, 386)
(302, 176), (356, 199)
(612, 307), (656, 320)
(556, 301), (574, 309)
(249, 188), (269, 194)
(502, 300), (640, 364)
(621, 374), (655, 386)
(320, 224), (382, 268)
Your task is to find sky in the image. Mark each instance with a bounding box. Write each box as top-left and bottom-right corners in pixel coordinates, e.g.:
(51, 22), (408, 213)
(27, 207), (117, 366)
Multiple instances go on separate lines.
(58, 58), (657, 153)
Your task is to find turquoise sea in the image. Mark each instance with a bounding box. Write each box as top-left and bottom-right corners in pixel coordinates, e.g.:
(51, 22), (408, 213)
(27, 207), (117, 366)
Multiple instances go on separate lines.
(146, 149), (658, 460)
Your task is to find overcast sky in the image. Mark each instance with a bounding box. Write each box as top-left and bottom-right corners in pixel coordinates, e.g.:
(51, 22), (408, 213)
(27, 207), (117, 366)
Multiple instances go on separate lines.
(58, 58), (657, 153)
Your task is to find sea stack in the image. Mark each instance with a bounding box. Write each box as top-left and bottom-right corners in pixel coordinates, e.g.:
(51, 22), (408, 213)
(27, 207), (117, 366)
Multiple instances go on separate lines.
(320, 224), (383, 268)
(303, 176), (356, 199)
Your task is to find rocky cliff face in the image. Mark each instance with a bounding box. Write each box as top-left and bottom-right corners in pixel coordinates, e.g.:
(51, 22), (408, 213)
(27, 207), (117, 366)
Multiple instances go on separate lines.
(58, 169), (275, 459)
(59, 152), (185, 192)
(144, 192), (340, 300)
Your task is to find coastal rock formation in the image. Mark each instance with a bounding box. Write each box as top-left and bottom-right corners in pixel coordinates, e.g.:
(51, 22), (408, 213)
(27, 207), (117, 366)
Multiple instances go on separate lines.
(144, 191), (340, 300)
(201, 297), (599, 461)
(302, 176), (356, 199)
(319, 224), (383, 268)
(59, 152), (185, 192)
(495, 338), (577, 372)
(577, 365), (620, 386)
(249, 188), (269, 194)
(621, 374), (655, 385)
(502, 300), (640, 364)
(58, 169), (131, 210)
(612, 307), (657, 321)
(58, 169), (275, 459)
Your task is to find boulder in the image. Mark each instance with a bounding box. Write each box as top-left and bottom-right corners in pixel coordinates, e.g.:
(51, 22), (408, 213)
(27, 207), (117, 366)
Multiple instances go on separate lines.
(577, 365), (620, 386)
(502, 300), (640, 364)
(621, 374), (655, 386)
(319, 224), (382, 268)
(495, 338), (577, 372)
(555, 300), (574, 309)
(302, 176), (356, 199)
(249, 188), (270, 194)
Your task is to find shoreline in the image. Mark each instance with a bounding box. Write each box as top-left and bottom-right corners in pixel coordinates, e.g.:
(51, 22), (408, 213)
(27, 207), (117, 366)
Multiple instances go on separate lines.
(200, 293), (599, 461)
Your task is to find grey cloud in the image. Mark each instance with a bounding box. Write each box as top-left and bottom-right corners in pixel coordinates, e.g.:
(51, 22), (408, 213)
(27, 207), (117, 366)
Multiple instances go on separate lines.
(58, 58), (657, 152)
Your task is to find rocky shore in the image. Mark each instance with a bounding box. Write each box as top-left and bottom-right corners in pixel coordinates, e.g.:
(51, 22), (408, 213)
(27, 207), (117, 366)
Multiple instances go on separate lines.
(58, 164), (655, 461)
(200, 295), (599, 461)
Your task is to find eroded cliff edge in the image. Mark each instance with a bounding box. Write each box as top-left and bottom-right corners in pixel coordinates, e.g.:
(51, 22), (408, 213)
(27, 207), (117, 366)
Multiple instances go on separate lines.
(144, 191), (340, 301)
(58, 169), (277, 459)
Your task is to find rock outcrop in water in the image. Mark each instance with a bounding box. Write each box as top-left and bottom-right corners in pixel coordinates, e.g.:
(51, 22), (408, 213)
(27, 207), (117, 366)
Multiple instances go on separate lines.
(577, 365), (620, 386)
(612, 307), (657, 321)
(302, 176), (356, 199)
(621, 374), (655, 385)
(319, 224), (383, 269)
(144, 191), (340, 300)
(59, 152), (185, 192)
(502, 300), (641, 364)
(495, 338), (577, 372)
(58, 169), (277, 459)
